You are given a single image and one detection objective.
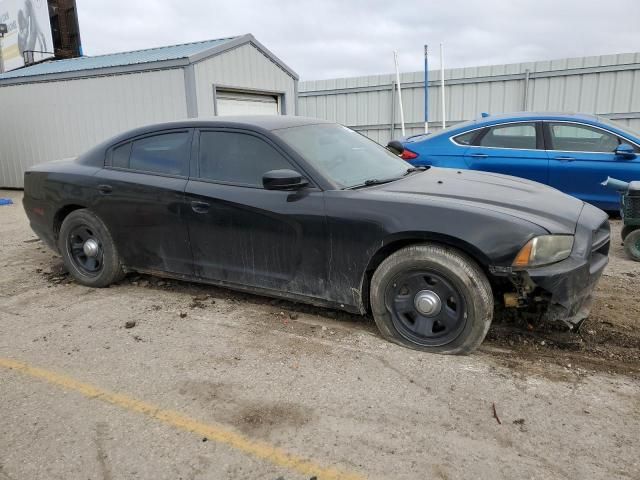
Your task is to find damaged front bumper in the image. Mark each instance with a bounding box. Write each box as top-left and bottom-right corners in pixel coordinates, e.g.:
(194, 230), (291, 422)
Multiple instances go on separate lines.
(500, 204), (610, 328)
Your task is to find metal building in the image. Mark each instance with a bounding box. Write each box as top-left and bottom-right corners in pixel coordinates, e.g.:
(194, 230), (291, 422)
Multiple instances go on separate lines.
(299, 52), (640, 145)
(0, 33), (298, 188)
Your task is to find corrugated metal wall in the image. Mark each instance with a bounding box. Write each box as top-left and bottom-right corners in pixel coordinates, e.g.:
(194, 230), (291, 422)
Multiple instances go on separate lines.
(194, 43), (296, 116)
(0, 69), (187, 188)
(0, 42), (297, 188)
(299, 53), (640, 145)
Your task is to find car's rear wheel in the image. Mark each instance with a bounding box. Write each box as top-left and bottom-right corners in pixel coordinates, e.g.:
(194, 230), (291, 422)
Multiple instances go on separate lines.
(370, 243), (493, 355)
(58, 209), (124, 287)
(623, 229), (640, 261)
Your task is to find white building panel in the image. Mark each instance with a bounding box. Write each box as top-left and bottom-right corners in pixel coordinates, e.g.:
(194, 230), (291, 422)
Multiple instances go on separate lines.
(0, 69), (186, 188)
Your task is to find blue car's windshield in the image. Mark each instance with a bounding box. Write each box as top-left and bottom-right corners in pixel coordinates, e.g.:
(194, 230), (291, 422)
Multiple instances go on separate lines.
(274, 123), (410, 188)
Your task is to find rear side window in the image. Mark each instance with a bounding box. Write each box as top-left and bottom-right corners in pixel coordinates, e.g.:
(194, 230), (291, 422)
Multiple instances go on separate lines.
(129, 132), (190, 175)
(479, 123), (537, 149)
(452, 131), (476, 145)
(111, 143), (132, 168)
(198, 131), (292, 187)
(109, 132), (190, 175)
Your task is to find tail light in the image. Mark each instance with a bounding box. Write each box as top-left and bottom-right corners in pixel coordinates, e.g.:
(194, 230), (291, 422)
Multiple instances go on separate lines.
(400, 149), (418, 160)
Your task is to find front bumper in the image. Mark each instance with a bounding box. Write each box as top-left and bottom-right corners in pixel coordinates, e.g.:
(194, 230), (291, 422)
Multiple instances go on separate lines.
(518, 204), (610, 327)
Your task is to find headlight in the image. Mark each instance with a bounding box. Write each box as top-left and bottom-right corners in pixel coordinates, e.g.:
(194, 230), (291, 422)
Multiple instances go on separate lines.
(512, 235), (574, 268)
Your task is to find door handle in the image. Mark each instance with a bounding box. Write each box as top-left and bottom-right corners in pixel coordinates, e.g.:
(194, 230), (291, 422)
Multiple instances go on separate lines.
(553, 156), (575, 162)
(469, 153), (488, 158)
(97, 184), (113, 194)
(191, 200), (210, 214)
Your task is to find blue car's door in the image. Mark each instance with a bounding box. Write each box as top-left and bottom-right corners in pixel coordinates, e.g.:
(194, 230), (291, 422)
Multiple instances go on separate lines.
(545, 121), (640, 210)
(463, 122), (549, 184)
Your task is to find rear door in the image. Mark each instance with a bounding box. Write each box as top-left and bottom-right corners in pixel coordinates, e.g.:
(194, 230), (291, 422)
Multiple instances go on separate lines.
(545, 121), (640, 210)
(92, 129), (194, 275)
(463, 122), (549, 184)
(184, 128), (327, 296)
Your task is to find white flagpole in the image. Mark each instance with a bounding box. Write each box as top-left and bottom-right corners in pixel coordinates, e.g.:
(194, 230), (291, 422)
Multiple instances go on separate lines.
(440, 43), (446, 130)
(394, 51), (405, 137)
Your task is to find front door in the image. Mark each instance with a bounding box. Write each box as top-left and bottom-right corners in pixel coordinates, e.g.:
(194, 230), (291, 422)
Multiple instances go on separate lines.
(92, 129), (194, 275)
(184, 129), (327, 296)
(545, 121), (640, 210)
(464, 122), (549, 184)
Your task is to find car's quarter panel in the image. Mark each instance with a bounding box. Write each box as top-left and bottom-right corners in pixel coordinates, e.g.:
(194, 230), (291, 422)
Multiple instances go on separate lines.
(184, 180), (328, 298)
(23, 161), (102, 251)
(409, 143), (471, 169)
(91, 169), (193, 276)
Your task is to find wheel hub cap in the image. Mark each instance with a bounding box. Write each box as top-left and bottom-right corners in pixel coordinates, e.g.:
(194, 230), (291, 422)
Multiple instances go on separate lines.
(82, 238), (99, 258)
(414, 290), (442, 317)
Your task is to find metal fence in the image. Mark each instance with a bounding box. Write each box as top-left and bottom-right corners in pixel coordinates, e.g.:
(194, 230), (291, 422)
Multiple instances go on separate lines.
(298, 52), (640, 145)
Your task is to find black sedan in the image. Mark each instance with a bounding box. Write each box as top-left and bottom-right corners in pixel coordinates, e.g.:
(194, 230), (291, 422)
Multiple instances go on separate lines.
(23, 116), (610, 354)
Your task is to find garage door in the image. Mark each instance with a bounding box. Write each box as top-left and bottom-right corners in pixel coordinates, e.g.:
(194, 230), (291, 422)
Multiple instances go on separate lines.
(216, 91), (279, 116)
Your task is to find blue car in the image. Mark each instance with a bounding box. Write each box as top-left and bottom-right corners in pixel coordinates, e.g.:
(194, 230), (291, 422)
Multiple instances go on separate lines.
(399, 112), (640, 211)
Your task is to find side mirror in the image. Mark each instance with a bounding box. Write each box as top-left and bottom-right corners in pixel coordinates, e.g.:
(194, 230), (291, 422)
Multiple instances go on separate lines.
(263, 169), (309, 190)
(386, 140), (405, 156)
(614, 143), (636, 159)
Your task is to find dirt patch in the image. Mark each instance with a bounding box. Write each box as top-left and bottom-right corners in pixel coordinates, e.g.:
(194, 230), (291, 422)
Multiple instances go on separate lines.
(232, 403), (312, 437)
(178, 380), (313, 439)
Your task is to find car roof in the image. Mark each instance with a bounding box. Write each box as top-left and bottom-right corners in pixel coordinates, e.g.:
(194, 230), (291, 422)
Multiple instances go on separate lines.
(461, 111), (602, 128)
(405, 111), (614, 143)
(125, 115), (333, 135)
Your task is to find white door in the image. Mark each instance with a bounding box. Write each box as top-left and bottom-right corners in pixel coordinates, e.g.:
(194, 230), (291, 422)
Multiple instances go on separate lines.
(216, 91), (279, 116)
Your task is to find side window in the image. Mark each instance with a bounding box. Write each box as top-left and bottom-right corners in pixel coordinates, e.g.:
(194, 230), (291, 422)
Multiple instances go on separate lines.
(198, 131), (293, 187)
(452, 130), (476, 145)
(479, 123), (537, 149)
(548, 123), (620, 153)
(111, 142), (132, 168)
(121, 132), (190, 175)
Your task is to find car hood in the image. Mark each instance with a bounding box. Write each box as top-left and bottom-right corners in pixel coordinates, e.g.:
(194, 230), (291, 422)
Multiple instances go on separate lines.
(373, 167), (584, 234)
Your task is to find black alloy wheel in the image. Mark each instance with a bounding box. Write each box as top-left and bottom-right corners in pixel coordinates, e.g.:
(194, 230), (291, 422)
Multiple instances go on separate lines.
(386, 270), (467, 347)
(68, 225), (104, 276)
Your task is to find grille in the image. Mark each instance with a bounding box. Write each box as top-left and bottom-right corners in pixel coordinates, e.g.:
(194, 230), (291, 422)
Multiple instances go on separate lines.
(623, 195), (640, 220)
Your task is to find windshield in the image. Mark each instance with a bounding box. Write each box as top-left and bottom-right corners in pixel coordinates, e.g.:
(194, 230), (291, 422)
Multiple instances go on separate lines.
(274, 124), (410, 188)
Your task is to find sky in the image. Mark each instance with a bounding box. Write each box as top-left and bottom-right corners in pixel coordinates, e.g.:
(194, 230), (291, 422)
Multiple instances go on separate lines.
(76, 0), (640, 81)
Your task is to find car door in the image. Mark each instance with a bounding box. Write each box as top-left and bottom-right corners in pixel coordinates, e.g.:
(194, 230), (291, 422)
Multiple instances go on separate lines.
(92, 129), (194, 276)
(463, 122), (549, 184)
(545, 121), (640, 210)
(184, 128), (328, 296)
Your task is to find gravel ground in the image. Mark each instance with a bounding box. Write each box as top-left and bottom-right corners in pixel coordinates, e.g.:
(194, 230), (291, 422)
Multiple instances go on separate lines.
(1, 189), (639, 480)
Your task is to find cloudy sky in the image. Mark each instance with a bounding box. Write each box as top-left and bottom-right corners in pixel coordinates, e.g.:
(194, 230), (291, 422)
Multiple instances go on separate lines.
(77, 0), (640, 80)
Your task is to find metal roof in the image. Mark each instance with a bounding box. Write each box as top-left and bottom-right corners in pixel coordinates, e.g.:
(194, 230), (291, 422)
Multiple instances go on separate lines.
(0, 34), (299, 84)
(0, 37), (236, 80)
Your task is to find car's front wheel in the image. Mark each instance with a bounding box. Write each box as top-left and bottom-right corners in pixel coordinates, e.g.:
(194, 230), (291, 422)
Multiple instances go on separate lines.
(370, 243), (493, 355)
(58, 209), (125, 287)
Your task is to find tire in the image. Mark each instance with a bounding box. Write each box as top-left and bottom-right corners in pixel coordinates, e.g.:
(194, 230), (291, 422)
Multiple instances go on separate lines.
(621, 225), (639, 242)
(370, 243), (493, 355)
(624, 229), (640, 261)
(58, 209), (125, 287)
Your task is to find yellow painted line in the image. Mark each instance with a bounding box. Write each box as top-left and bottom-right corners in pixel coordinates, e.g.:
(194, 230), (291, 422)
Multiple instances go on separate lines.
(0, 358), (364, 480)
